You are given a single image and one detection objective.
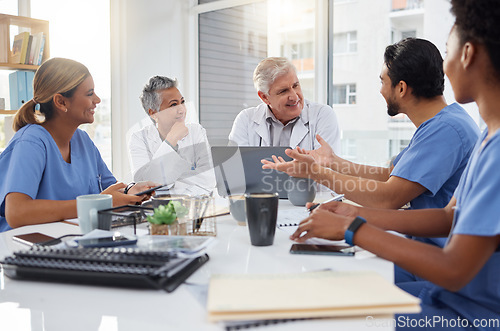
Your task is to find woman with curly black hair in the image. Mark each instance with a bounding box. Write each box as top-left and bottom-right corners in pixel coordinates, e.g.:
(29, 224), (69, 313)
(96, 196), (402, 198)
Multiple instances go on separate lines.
(289, 1), (500, 328)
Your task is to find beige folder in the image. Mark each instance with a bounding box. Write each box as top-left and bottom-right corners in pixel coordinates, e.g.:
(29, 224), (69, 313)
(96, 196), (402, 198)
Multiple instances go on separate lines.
(207, 270), (421, 322)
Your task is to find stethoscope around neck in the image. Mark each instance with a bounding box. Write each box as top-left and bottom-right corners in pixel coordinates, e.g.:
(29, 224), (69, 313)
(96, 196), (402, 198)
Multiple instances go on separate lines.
(258, 124), (313, 149)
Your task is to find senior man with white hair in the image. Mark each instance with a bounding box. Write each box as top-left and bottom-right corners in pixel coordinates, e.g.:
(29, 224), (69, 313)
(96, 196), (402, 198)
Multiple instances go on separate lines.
(228, 57), (341, 151)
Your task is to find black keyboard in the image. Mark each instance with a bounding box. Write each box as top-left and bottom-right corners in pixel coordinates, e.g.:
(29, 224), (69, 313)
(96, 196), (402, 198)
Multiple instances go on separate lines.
(1, 245), (209, 292)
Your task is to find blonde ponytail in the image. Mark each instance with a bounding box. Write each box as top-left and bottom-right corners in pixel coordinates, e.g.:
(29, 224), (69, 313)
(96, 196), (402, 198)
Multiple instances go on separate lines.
(13, 99), (39, 132)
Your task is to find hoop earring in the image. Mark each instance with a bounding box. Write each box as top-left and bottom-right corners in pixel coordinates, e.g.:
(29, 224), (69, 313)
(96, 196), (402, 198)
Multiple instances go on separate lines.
(64, 108), (68, 112)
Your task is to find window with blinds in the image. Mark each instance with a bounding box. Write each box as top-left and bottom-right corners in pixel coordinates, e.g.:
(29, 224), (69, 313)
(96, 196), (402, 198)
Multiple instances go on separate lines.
(198, 3), (267, 145)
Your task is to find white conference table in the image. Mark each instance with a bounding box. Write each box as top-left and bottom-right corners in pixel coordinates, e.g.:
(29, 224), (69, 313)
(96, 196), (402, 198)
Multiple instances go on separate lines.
(0, 198), (395, 331)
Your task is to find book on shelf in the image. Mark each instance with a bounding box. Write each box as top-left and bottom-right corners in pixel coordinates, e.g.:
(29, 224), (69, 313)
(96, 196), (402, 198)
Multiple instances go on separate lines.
(9, 31), (45, 65)
(24, 34), (33, 65)
(35, 33), (45, 65)
(28, 32), (41, 65)
(207, 270), (421, 322)
(10, 31), (30, 64)
(0, 24), (8, 63)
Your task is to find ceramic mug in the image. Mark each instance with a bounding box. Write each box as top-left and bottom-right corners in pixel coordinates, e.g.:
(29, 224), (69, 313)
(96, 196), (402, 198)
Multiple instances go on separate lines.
(285, 177), (316, 206)
(244, 192), (279, 246)
(76, 194), (113, 234)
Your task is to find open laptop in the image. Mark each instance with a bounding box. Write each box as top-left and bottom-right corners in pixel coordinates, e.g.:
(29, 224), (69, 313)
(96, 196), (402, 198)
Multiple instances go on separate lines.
(210, 146), (292, 198)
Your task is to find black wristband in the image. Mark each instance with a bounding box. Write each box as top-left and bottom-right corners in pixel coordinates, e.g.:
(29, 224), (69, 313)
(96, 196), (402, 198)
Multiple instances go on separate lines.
(344, 216), (366, 246)
(124, 182), (136, 194)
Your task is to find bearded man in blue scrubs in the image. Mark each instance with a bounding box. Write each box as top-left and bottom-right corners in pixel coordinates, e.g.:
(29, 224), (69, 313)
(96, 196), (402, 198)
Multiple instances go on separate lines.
(263, 38), (480, 282)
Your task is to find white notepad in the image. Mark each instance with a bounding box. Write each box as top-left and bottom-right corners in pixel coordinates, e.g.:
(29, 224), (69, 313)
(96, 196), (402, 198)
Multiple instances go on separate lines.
(207, 270), (421, 322)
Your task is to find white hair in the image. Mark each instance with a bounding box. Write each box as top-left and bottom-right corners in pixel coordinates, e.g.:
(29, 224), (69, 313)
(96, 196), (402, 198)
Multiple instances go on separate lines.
(253, 57), (297, 94)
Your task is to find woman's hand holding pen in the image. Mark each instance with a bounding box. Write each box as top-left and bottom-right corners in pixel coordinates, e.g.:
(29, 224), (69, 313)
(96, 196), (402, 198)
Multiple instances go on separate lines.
(290, 208), (353, 243)
(291, 200), (361, 242)
(306, 200), (360, 218)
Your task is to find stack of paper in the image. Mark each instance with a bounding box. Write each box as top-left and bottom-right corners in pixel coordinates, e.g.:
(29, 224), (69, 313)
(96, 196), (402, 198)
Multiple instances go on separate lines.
(207, 270), (420, 322)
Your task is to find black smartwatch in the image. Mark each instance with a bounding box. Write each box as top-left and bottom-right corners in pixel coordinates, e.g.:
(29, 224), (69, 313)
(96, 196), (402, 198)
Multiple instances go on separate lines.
(344, 216), (366, 246)
(124, 182), (136, 194)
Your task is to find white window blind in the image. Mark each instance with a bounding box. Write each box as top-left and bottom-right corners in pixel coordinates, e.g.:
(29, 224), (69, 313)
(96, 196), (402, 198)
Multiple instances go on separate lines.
(198, 3), (267, 145)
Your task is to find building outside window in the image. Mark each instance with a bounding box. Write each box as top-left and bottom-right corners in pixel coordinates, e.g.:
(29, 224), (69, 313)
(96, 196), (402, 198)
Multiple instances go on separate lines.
(197, 0), (316, 145)
(195, 0), (476, 166)
(332, 84), (356, 105)
(333, 31), (357, 54)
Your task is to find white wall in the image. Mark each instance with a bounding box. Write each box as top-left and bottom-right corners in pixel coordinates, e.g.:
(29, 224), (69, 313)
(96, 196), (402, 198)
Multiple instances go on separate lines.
(110, 0), (193, 180)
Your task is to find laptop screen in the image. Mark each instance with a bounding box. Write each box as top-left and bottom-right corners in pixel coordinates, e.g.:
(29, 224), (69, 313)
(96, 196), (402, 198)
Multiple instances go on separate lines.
(210, 146), (292, 198)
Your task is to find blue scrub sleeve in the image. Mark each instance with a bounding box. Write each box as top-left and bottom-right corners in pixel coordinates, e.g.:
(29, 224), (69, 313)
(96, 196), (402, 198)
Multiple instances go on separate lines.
(391, 122), (465, 195)
(453, 146), (500, 236)
(1, 139), (47, 201)
(0, 138), (46, 222)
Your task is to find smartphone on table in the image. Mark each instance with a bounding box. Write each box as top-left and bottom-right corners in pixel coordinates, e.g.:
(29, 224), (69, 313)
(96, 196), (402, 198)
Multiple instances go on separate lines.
(290, 244), (355, 256)
(12, 232), (58, 247)
(76, 235), (137, 248)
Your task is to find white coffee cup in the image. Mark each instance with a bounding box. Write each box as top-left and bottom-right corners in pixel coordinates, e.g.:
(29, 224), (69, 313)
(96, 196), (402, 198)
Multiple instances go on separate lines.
(76, 194), (113, 234)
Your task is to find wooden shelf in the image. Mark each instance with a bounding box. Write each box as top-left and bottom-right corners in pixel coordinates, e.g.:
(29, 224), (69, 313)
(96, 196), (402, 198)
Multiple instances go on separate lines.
(0, 110), (17, 115)
(0, 13), (50, 67)
(0, 14), (49, 117)
(0, 63), (39, 71)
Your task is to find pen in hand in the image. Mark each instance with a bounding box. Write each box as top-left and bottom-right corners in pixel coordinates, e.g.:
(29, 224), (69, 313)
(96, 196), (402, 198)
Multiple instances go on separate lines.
(307, 194), (345, 212)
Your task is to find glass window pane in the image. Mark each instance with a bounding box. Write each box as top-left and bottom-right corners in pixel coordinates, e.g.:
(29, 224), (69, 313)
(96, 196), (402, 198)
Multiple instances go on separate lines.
(333, 33), (348, 53)
(198, 0), (316, 145)
(330, 0), (470, 165)
(348, 31), (357, 52)
(198, 3), (267, 145)
(30, 0), (111, 167)
(333, 85), (347, 104)
(401, 30), (417, 39)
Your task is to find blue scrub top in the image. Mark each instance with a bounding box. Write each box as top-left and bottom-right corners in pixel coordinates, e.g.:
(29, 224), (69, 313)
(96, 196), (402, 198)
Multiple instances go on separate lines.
(391, 103), (479, 247)
(406, 130), (500, 324)
(445, 129), (500, 314)
(0, 124), (116, 232)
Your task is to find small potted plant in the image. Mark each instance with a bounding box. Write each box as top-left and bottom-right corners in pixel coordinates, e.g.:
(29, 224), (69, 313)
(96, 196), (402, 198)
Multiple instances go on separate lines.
(147, 201), (188, 235)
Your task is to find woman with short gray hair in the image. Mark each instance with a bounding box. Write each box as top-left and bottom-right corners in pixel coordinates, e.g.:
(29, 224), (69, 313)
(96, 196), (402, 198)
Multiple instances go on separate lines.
(139, 76), (178, 119)
(129, 76), (215, 194)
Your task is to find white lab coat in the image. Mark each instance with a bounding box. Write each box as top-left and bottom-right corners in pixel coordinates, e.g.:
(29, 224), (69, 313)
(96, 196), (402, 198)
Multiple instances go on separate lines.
(228, 100), (341, 152)
(129, 122), (216, 195)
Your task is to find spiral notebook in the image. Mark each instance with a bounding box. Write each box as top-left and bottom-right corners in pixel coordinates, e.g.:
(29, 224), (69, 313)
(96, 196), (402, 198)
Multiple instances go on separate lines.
(278, 193), (344, 227)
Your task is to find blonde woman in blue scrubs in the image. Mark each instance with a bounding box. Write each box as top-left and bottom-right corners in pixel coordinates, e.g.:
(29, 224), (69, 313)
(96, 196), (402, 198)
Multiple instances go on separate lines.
(290, 0), (500, 328)
(0, 58), (156, 232)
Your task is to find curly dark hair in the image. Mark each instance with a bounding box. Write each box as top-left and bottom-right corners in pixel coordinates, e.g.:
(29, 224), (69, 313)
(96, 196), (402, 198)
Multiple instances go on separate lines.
(450, 0), (500, 78)
(384, 38), (444, 99)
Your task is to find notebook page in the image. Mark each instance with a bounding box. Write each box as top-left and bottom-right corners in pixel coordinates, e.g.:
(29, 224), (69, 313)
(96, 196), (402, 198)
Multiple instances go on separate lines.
(207, 270), (420, 322)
